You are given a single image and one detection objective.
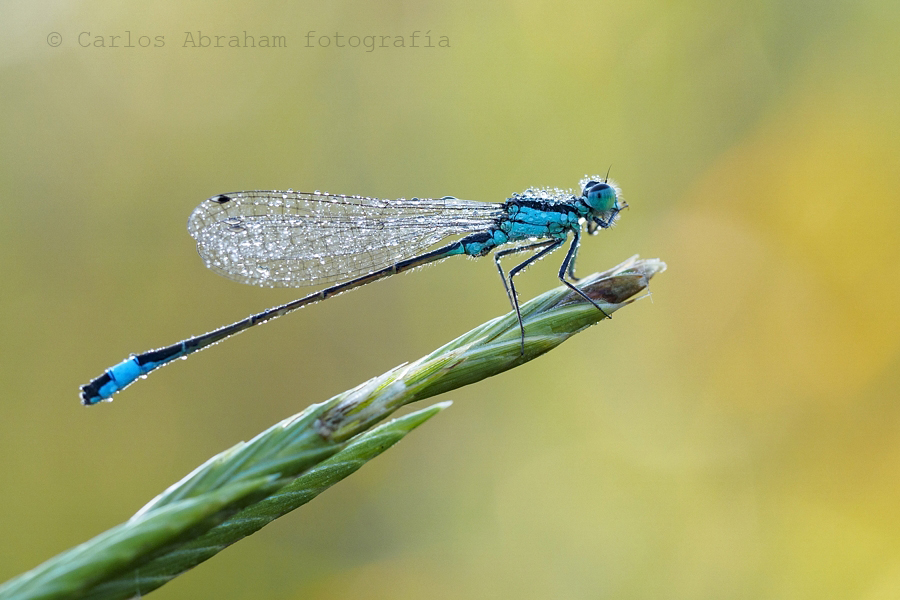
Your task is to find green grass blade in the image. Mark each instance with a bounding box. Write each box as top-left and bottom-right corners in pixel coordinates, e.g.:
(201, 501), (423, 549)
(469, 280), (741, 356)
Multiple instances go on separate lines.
(0, 255), (664, 600)
(0, 476), (280, 600)
(81, 402), (451, 600)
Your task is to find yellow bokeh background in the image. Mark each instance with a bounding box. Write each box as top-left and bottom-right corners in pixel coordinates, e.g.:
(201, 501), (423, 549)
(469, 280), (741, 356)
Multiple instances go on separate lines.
(2, 1), (899, 598)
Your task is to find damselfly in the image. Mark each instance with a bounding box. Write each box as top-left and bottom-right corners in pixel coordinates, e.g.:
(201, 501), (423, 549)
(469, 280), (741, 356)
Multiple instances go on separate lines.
(81, 175), (627, 404)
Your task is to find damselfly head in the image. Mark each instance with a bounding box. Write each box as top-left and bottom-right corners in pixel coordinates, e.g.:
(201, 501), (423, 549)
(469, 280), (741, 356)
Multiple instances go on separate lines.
(581, 179), (625, 234)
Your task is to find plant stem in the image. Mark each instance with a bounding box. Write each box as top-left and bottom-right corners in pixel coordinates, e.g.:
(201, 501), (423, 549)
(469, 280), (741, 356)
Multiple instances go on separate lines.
(0, 255), (664, 600)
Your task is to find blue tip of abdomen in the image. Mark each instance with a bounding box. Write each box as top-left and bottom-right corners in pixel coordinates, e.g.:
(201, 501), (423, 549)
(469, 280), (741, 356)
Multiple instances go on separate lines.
(81, 344), (190, 405)
(80, 357), (145, 405)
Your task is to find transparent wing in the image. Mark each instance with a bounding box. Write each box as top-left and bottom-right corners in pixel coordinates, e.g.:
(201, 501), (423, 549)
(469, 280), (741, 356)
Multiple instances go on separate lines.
(188, 190), (505, 287)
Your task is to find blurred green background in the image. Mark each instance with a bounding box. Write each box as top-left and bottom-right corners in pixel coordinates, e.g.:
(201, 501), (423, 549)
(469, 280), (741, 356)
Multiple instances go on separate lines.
(2, 0), (900, 598)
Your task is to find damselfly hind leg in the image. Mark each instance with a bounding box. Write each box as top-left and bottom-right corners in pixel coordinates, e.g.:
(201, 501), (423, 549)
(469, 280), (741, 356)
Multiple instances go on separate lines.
(493, 240), (556, 307)
(498, 239), (566, 355)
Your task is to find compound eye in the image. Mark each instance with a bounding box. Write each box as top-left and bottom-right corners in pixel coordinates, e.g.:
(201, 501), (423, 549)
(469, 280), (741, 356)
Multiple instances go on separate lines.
(582, 181), (609, 196)
(584, 181), (617, 211)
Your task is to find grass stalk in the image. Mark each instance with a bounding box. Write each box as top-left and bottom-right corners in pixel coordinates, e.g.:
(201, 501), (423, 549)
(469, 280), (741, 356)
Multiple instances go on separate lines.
(0, 255), (664, 600)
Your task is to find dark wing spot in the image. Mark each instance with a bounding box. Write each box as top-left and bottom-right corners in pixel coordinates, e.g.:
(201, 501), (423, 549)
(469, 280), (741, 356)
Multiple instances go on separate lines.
(209, 195), (232, 204)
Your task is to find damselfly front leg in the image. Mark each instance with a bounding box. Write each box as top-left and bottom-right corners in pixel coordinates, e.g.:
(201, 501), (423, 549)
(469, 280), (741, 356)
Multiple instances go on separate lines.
(558, 229), (611, 320)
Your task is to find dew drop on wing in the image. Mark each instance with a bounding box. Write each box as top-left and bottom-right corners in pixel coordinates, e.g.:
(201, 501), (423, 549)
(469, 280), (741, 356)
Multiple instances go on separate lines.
(223, 217), (246, 233)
